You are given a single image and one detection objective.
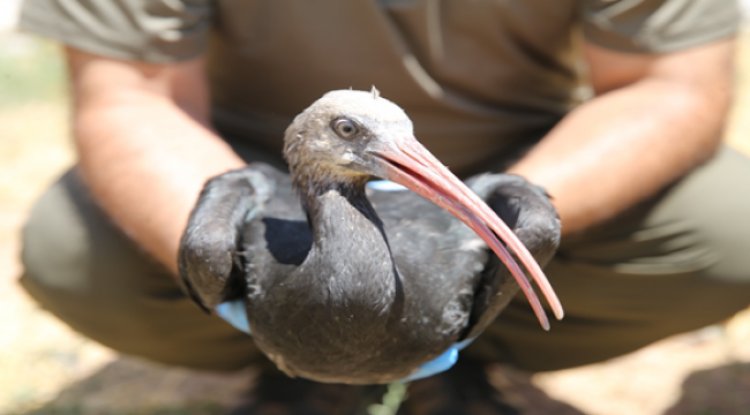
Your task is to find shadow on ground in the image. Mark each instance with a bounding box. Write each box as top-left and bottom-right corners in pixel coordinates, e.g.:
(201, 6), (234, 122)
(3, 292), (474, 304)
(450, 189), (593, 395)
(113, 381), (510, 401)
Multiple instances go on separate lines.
(11, 357), (253, 415)
(12, 356), (588, 415)
(9, 347), (750, 415)
(664, 361), (750, 415)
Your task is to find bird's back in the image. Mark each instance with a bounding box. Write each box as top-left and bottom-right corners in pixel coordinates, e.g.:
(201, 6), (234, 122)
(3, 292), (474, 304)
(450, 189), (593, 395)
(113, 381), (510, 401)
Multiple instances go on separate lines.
(239, 165), (494, 382)
(369, 187), (490, 339)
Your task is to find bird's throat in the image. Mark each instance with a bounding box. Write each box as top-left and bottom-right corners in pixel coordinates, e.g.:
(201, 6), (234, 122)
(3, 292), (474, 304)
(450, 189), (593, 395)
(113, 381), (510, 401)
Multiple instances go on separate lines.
(303, 183), (385, 245)
(298, 184), (399, 315)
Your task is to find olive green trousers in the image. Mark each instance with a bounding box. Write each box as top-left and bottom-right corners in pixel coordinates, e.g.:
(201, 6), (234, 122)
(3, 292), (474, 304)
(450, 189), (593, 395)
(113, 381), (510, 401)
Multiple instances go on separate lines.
(19, 146), (750, 372)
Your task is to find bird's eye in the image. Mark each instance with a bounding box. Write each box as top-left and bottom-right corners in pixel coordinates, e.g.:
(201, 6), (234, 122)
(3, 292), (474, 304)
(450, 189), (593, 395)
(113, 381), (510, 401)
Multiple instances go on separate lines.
(331, 117), (360, 139)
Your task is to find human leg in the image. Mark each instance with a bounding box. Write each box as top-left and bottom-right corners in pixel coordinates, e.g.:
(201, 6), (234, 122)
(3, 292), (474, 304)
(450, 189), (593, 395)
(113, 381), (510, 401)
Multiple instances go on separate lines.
(19, 168), (261, 370)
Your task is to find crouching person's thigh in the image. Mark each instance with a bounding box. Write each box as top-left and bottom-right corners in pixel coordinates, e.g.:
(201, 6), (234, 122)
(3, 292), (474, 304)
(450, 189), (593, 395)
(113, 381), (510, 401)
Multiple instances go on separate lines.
(19, 168), (260, 371)
(471, 147), (750, 371)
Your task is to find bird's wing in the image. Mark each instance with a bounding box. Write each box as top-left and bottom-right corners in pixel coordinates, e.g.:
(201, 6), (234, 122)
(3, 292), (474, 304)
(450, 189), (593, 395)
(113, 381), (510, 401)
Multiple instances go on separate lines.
(462, 174), (561, 340)
(367, 174), (560, 342)
(177, 165), (276, 311)
(237, 167), (313, 306)
(368, 187), (490, 340)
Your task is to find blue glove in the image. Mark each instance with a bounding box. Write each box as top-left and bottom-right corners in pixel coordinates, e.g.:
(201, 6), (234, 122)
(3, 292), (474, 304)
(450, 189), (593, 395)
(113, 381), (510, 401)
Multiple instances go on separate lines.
(215, 300), (251, 334)
(401, 338), (474, 382)
(367, 180), (407, 191)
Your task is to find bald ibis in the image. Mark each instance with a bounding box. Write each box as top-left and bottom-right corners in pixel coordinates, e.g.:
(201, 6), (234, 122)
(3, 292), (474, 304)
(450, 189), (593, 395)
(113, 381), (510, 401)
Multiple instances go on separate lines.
(178, 89), (562, 384)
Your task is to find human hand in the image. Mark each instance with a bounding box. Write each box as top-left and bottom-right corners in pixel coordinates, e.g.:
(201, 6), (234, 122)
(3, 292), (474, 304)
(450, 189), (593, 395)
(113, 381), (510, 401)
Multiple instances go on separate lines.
(462, 173), (561, 341)
(177, 165), (275, 312)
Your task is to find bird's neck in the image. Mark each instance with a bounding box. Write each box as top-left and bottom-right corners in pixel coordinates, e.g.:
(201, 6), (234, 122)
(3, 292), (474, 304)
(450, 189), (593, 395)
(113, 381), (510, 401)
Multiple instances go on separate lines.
(300, 179), (384, 240)
(298, 180), (398, 318)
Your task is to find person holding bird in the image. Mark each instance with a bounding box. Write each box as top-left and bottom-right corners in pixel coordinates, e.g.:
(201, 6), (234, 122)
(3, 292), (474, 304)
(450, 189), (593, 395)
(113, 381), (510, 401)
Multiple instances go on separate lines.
(17, 1), (750, 413)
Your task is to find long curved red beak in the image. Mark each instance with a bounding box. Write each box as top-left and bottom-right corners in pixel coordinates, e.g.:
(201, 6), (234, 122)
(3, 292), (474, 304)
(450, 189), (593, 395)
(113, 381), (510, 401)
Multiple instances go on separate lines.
(372, 136), (564, 330)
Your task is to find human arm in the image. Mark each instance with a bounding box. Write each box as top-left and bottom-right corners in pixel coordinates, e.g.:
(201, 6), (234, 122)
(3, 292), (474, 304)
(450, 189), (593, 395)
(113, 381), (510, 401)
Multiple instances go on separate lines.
(508, 38), (735, 236)
(67, 48), (245, 276)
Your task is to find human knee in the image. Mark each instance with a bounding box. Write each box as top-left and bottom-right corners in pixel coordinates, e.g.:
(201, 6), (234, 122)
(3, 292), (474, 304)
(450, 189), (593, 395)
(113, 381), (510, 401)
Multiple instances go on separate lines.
(656, 148), (750, 282)
(20, 170), (97, 294)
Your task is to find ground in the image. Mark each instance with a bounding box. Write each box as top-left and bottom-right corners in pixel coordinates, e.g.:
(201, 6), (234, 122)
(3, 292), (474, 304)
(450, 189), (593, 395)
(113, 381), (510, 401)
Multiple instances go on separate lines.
(1, 25), (750, 415)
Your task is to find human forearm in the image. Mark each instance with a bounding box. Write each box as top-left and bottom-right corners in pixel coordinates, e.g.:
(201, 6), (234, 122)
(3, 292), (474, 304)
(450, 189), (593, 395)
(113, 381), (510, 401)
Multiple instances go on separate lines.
(509, 75), (731, 236)
(74, 97), (244, 275)
(68, 50), (245, 275)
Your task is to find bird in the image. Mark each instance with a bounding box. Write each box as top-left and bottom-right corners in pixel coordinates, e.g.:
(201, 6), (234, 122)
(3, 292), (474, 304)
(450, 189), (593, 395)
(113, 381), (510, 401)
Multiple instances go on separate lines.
(178, 89), (563, 384)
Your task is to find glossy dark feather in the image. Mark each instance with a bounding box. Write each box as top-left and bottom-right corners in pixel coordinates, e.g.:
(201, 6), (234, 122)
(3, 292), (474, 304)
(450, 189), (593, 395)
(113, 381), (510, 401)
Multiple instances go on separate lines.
(178, 90), (561, 384)
(180, 164), (559, 383)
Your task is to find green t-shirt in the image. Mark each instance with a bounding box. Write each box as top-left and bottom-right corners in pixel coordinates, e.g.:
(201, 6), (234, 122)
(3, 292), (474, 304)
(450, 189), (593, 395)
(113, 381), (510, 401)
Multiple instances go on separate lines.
(20, 0), (739, 175)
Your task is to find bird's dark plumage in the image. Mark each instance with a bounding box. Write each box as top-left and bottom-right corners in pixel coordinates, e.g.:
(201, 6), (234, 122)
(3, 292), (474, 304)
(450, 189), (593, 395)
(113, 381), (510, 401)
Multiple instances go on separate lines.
(179, 90), (561, 384)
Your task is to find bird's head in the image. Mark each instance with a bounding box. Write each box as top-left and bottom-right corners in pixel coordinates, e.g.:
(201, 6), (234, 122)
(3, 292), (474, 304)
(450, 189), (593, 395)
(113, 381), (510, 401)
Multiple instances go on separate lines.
(262, 89), (564, 383)
(283, 89), (562, 330)
(283, 88), (416, 193)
